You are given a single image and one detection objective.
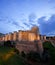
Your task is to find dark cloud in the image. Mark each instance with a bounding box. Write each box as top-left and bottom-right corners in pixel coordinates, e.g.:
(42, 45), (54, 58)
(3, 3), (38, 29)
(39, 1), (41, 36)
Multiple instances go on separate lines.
(11, 19), (25, 29)
(0, 16), (12, 23)
(28, 13), (39, 26)
(0, 16), (20, 33)
(23, 13), (39, 30)
(0, 12), (55, 36)
(12, 21), (19, 26)
(23, 22), (30, 27)
(29, 13), (36, 22)
(38, 14), (55, 36)
(23, 13), (39, 29)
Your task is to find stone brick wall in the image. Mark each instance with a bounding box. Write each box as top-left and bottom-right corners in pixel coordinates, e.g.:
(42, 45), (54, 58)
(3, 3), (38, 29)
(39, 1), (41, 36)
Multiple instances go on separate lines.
(15, 41), (43, 55)
(0, 26), (47, 42)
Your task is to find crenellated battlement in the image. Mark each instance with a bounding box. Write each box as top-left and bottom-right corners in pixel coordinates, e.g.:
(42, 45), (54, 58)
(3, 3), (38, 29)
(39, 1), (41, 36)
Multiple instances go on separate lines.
(0, 26), (46, 42)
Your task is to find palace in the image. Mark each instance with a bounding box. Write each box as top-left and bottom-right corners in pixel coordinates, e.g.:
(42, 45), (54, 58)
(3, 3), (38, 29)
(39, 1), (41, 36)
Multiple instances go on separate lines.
(0, 26), (46, 42)
(0, 26), (47, 55)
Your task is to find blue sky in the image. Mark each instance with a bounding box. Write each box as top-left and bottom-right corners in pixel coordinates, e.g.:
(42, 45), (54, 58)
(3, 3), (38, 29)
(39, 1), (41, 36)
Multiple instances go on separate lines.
(0, 0), (55, 36)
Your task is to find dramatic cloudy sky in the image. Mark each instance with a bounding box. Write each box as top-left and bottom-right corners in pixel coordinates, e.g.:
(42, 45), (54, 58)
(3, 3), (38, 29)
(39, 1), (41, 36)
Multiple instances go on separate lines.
(0, 0), (55, 36)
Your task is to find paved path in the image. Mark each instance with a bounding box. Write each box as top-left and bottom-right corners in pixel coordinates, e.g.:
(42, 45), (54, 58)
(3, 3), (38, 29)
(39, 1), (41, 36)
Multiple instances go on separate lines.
(41, 40), (55, 47)
(50, 40), (55, 47)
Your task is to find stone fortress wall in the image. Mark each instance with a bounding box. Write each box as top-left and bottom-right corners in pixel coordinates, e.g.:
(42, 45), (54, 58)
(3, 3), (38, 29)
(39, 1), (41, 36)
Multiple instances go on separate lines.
(0, 26), (46, 42)
(0, 26), (46, 55)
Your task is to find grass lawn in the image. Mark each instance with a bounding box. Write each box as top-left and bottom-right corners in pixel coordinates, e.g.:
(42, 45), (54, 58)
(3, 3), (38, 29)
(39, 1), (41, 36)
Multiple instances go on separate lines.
(0, 46), (25, 65)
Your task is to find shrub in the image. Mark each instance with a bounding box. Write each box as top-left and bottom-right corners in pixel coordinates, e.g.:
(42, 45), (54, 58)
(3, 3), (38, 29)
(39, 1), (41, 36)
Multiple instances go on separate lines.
(26, 51), (41, 62)
(4, 40), (11, 47)
(14, 48), (19, 54)
(43, 41), (55, 64)
(21, 51), (26, 58)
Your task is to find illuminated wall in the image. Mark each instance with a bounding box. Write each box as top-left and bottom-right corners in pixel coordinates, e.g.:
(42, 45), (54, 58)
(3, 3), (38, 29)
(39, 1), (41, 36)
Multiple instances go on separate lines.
(18, 31), (28, 41)
(35, 34), (40, 40)
(2, 36), (5, 41)
(28, 33), (36, 41)
(0, 26), (46, 42)
(8, 33), (13, 41)
(5, 34), (9, 41)
(13, 31), (18, 41)
(43, 35), (46, 40)
(18, 31), (22, 41)
(40, 35), (46, 40)
(0, 37), (2, 41)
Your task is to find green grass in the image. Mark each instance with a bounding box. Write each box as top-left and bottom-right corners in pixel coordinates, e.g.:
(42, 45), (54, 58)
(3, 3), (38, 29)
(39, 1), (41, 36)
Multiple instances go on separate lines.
(0, 46), (13, 54)
(0, 46), (25, 65)
(43, 41), (55, 65)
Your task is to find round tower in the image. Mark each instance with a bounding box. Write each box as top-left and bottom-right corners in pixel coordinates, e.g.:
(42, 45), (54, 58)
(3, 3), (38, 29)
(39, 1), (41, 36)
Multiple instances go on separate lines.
(31, 26), (39, 34)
